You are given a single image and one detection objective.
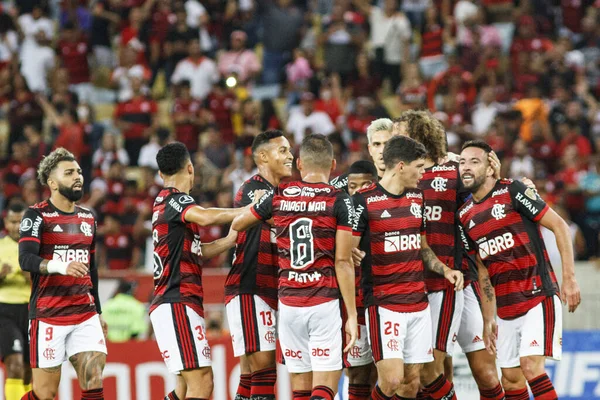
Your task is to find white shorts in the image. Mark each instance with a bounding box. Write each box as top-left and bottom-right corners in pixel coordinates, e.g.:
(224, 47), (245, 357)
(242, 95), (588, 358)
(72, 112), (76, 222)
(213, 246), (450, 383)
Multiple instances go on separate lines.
(29, 315), (107, 369)
(456, 283), (486, 354)
(366, 305), (434, 364)
(497, 295), (563, 368)
(226, 294), (277, 357)
(346, 324), (373, 367)
(150, 303), (212, 374)
(428, 288), (464, 356)
(278, 300), (345, 373)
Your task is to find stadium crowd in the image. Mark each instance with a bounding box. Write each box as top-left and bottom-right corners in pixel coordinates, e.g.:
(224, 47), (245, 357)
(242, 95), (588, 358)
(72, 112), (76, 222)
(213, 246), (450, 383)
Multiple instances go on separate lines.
(0, 0), (599, 269)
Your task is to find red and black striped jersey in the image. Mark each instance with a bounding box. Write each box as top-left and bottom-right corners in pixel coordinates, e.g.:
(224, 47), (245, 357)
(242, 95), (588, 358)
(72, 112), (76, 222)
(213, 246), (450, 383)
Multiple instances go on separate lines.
(252, 181), (354, 307)
(419, 161), (471, 291)
(353, 184), (428, 313)
(150, 188), (205, 318)
(225, 175), (279, 310)
(458, 179), (559, 320)
(19, 201), (98, 325)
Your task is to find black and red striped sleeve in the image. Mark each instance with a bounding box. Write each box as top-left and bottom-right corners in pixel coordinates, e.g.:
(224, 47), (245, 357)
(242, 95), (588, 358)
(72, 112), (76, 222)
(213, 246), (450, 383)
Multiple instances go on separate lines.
(164, 193), (197, 223)
(509, 180), (549, 222)
(18, 208), (45, 273)
(333, 191), (354, 232)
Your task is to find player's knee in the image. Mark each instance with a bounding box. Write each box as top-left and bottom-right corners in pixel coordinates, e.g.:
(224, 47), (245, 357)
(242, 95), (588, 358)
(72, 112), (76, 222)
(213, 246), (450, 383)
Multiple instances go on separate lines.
(401, 373), (420, 394)
(378, 373), (402, 394)
(501, 370), (526, 390)
(472, 365), (499, 388)
(347, 365), (372, 385)
(519, 357), (544, 381)
(420, 359), (442, 383)
(5, 355), (25, 379)
(185, 368), (214, 394)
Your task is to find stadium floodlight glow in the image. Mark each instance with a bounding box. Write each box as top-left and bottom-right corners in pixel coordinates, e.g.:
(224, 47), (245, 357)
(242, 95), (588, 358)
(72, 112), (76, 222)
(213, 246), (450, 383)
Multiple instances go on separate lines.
(226, 76), (237, 88)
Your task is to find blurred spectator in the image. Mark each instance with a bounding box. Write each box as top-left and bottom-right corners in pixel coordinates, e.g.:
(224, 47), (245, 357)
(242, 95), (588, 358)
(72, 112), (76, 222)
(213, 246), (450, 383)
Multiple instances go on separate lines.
(205, 80), (236, 144)
(23, 124), (49, 165)
(184, 0), (213, 53)
(100, 214), (141, 270)
(164, 7), (198, 83)
(285, 48), (313, 107)
(222, 148), (257, 196)
(38, 95), (87, 159)
(57, 22), (92, 102)
(258, 0), (304, 85)
(171, 39), (219, 100)
(202, 125), (232, 170)
(114, 77), (158, 164)
(3, 141), (35, 201)
(102, 280), (148, 342)
(90, 0), (121, 68)
(471, 86), (501, 136)
(172, 80), (206, 153)
(418, 5), (451, 80)
(138, 127), (172, 169)
(111, 46), (152, 102)
(218, 30), (261, 86)
(286, 92), (335, 144)
(92, 132), (130, 177)
(8, 74), (43, 145)
(503, 139), (536, 180)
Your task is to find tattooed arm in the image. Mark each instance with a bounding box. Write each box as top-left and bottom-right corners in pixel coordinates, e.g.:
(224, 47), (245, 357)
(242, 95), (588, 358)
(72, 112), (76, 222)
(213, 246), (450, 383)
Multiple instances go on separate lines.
(476, 254), (498, 354)
(420, 235), (464, 291)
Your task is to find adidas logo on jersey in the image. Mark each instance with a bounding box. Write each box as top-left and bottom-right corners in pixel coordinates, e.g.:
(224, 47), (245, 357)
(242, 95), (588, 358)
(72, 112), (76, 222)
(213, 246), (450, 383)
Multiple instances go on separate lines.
(53, 225), (63, 232)
(530, 340), (539, 347)
(469, 220), (475, 229)
(381, 210), (391, 218)
(472, 336), (483, 343)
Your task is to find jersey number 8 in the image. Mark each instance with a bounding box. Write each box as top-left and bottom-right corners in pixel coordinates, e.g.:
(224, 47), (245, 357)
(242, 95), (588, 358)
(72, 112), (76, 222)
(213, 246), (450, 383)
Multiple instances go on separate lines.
(290, 218), (315, 269)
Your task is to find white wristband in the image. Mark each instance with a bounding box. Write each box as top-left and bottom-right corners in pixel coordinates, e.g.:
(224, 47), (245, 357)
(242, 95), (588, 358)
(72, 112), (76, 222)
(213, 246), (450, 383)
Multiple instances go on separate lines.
(47, 260), (69, 275)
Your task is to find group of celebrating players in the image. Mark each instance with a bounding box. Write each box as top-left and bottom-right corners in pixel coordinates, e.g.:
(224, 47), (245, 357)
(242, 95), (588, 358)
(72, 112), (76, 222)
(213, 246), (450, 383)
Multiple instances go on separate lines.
(2, 109), (581, 400)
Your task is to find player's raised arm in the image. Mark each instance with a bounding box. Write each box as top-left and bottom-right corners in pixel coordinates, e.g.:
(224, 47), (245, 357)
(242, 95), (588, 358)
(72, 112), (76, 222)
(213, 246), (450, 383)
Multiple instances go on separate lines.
(200, 227), (239, 259)
(184, 204), (246, 227)
(420, 234), (464, 291)
(334, 193), (358, 352)
(231, 191), (274, 232)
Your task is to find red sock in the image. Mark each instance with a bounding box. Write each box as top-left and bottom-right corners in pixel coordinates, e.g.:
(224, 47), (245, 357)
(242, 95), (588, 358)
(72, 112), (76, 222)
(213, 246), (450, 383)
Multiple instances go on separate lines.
(165, 390), (180, 400)
(310, 385), (335, 400)
(370, 385), (393, 400)
(505, 388), (529, 400)
(480, 384), (505, 400)
(251, 367), (277, 399)
(21, 392), (40, 400)
(82, 388), (104, 399)
(293, 390), (312, 400)
(424, 374), (457, 400)
(236, 373), (252, 400)
(349, 383), (371, 400)
(528, 373), (558, 400)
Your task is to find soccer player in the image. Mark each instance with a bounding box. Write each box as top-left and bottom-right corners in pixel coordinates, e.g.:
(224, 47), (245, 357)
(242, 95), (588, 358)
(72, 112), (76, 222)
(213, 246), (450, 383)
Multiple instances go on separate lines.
(19, 148), (107, 400)
(232, 134), (358, 400)
(393, 111), (505, 399)
(150, 142), (252, 400)
(458, 140), (581, 400)
(224, 130), (293, 400)
(330, 119), (392, 192)
(352, 135), (464, 400)
(342, 160), (379, 400)
(0, 201), (31, 400)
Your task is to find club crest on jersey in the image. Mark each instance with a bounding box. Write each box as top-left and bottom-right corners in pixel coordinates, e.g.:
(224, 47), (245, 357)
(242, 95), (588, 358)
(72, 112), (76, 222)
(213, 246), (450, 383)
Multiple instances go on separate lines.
(80, 222), (93, 237)
(491, 204), (506, 220)
(431, 177), (448, 192)
(410, 202), (422, 218)
(525, 187), (538, 200)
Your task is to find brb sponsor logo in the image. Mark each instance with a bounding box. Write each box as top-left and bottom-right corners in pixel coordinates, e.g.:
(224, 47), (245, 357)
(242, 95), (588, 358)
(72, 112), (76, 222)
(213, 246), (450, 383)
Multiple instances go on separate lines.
(477, 233), (514, 259)
(53, 245), (90, 263)
(285, 349), (303, 359)
(424, 205), (443, 221)
(384, 232), (420, 252)
(312, 348), (330, 357)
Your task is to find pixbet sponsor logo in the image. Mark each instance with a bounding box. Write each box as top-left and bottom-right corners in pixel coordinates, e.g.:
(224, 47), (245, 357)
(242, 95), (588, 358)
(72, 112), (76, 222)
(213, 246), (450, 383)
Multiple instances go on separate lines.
(432, 164), (456, 173)
(367, 194), (387, 204)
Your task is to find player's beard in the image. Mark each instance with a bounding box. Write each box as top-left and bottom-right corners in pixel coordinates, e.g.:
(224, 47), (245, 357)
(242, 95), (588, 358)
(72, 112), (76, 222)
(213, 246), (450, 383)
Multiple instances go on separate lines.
(464, 172), (486, 193)
(58, 183), (84, 202)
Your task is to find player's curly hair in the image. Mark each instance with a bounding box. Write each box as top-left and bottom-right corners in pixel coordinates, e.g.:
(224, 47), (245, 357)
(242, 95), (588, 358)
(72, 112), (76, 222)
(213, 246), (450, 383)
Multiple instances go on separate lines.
(37, 148), (76, 186)
(393, 110), (447, 162)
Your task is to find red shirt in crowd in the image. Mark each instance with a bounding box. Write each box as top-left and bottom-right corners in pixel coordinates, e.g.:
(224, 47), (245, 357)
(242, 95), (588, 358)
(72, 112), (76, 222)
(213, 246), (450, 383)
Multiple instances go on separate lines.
(173, 97), (203, 152)
(114, 96), (158, 140)
(57, 37), (91, 84)
(206, 91), (235, 144)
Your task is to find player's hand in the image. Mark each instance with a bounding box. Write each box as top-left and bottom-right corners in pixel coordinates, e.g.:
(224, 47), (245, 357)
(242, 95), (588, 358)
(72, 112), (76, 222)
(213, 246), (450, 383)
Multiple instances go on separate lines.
(343, 313), (358, 353)
(0, 263), (11, 279)
(351, 248), (365, 267)
(488, 151), (501, 179)
(444, 269), (464, 291)
(483, 318), (498, 355)
(561, 277), (581, 313)
(445, 152), (460, 163)
(100, 316), (108, 340)
(226, 226), (239, 244)
(66, 261), (88, 278)
(520, 177), (537, 191)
